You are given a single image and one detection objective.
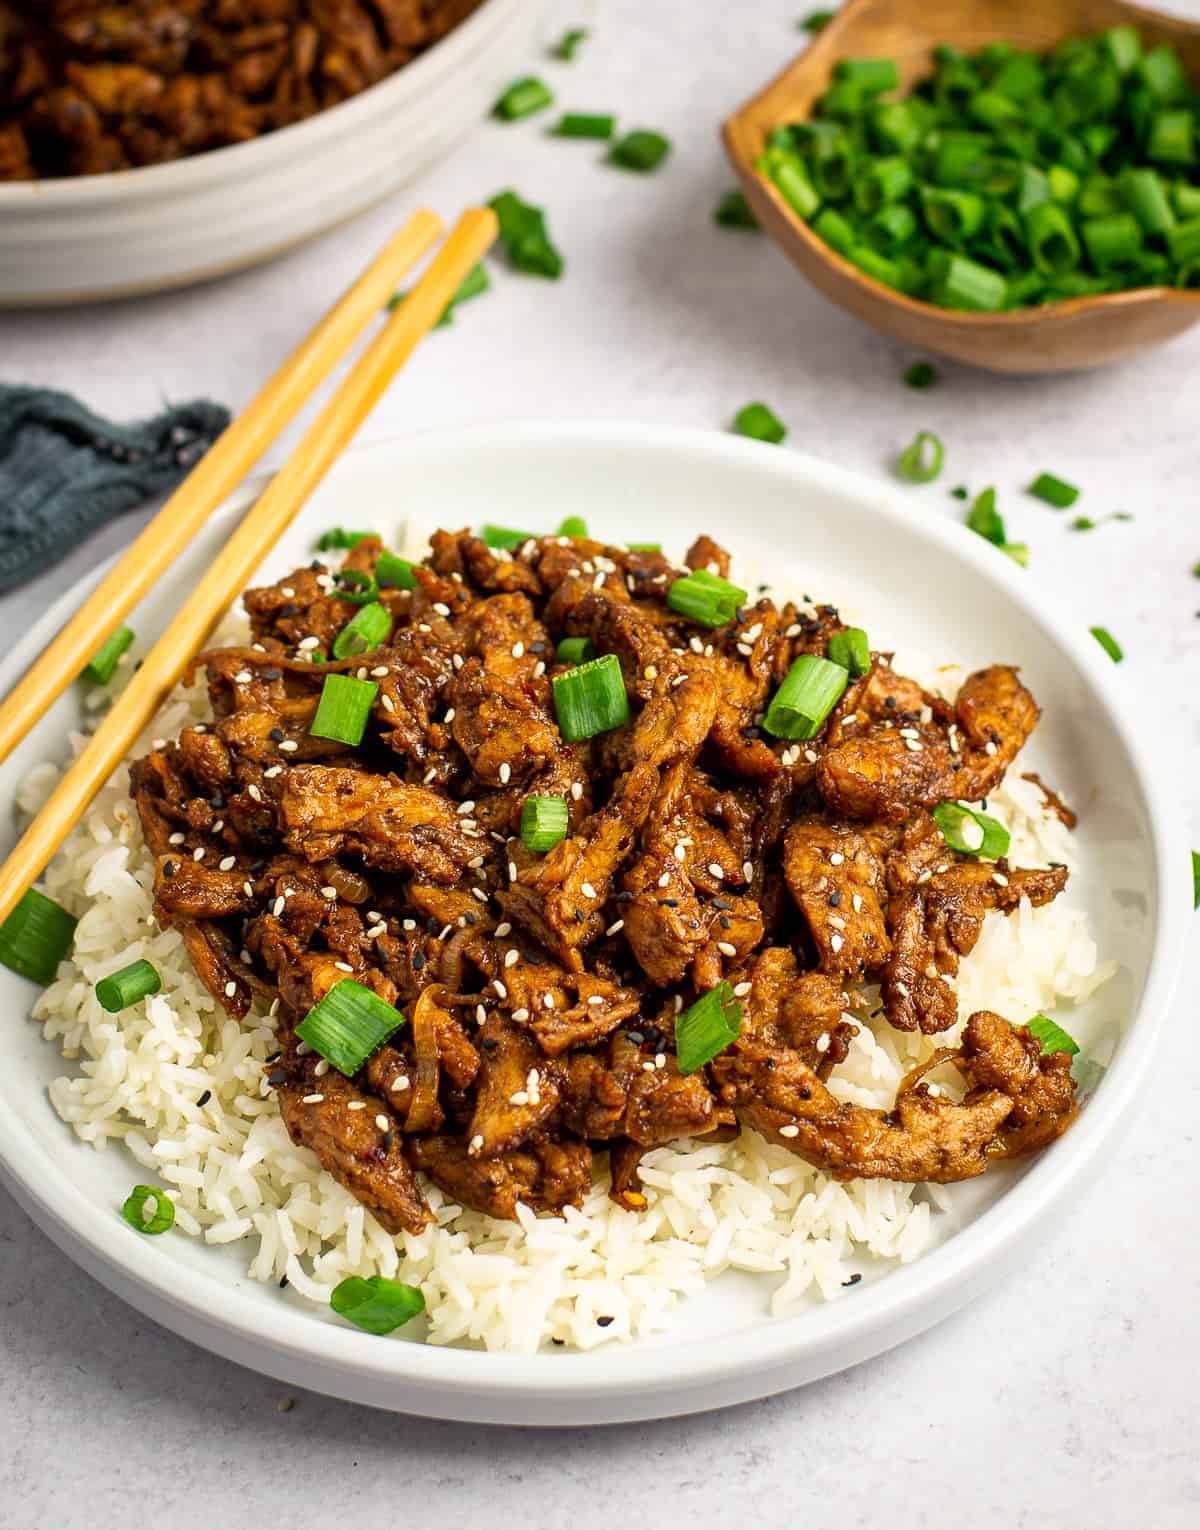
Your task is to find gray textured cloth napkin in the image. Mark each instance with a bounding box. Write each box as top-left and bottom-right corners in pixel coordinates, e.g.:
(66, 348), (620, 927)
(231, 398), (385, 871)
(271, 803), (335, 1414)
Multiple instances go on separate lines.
(0, 385), (230, 595)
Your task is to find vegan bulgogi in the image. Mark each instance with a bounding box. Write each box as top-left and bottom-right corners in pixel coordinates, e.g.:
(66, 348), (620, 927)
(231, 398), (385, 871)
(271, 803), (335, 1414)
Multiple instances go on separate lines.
(130, 528), (1079, 1237)
(0, 0), (484, 181)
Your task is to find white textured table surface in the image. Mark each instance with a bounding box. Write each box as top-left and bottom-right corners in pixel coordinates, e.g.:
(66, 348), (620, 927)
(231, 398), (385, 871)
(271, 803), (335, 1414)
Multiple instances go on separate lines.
(1, 2), (1197, 1524)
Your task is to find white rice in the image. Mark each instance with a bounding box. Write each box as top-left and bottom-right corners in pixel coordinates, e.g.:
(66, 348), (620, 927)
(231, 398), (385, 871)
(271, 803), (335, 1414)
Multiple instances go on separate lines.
(17, 606), (1114, 1354)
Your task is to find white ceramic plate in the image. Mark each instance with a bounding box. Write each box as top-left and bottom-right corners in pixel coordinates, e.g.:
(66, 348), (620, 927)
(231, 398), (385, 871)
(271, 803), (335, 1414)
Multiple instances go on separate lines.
(0, 425), (1186, 1424)
(0, 0), (539, 307)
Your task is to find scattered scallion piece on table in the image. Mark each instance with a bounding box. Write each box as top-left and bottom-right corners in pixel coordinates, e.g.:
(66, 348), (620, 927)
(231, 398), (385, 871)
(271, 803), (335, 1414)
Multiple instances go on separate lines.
(556, 636), (597, 665)
(676, 981), (744, 1073)
(965, 486), (1006, 546)
(520, 796), (570, 852)
(296, 979), (406, 1077)
(552, 653), (630, 740)
(552, 27), (588, 61)
(95, 959), (161, 1013)
(389, 261), (490, 324)
(0, 887), (76, 985)
(1025, 1013), (1080, 1056)
(714, 189), (759, 228)
(1071, 515), (1097, 531)
(667, 571), (748, 627)
(121, 1185), (175, 1236)
(553, 113), (615, 140)
(481, 523), (534, 551)
(933, 801), (1011, 859)
(331, 1275), (425, 1336)
(732, 401), (787, 444)
(799, 9), (835, 32)
(763, 655), (849, 740)
(1003, 542), (1030, 567)
(1089, 625), (1124, 663)
(493, 76), (554, 122)
(488, 190), (564, 278)
(1028, 471), (1080, 508)
(1192, 849), (1200, 909)
(897, 429), (944, 483)
(902, 361), (938, 388)
(375, 551), (417, 590)
(827, 626), (871, 676)
(557, 516), (589, 537)
(626, 541), (662, 553)
(309, 675), (379, 746)
(950, 485), (969, 500)
(609, 129), (672, 172)
(83, 625), (134, 685)
(332, 602), (392, 660)
(316, 529), (372, 551)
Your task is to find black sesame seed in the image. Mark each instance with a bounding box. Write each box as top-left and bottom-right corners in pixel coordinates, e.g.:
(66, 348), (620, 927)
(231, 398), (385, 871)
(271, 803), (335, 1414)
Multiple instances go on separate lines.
(615, 891), (634, 903)
(529, 641), (546, 653)
(263, 669), (282, 681)
(279, 603), (296, 618)
(625, 1030), (645, 1044)
(464, 912), (477, 926)
(885, 695), (897, 708)
(426, 918), (440, 935)
(596, 1315), (614, 1328)
(162, 861), (176, 877)
(267, 1070), (286, 1085)
(764, 1058), (776, 1072)
(196, 1089), (212, 1107)
(829, 889), (842, 907)
(575, 909), (585, 922)
(269, 728), (285, 743)
(481, 1037), (500, 1052)
(719, 915), (731, 929)
(279, 1275), (289, 1289)
(798, 1086), (811, 1100)
(842, 1273), (862, 1288)
(687, 919), (700, 929)
(412, 951), (426, 970)
(381, 1131), (394, 1153)
(659, 898), (679, 908)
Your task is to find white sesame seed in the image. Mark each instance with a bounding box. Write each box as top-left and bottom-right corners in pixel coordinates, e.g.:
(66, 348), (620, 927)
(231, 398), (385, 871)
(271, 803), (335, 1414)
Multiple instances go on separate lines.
(689, 636), (704, 654)
(499, 762), (511, 785)
(509, 1091), (529, 1106)
(219, 856), (236, 871)
(281, 586), (295, 598)
(371, 666), (390, 677)
(581, 882), (597, 900)
(471, 887), (489, 904)
(452, 653), (465, 670)
(587, 994), (605, 1005)
(302, 1094), (324, 1105)
(248, 784), (263, 802)
(493, 979), (508, 999)
(899, 726), (920, 740)
(742, 861), (754, 882)
(212, 820), (224, 833)
(918, 869), (933, 884)
(992, 872), (1009, 887)
(829, 914), (846, 930)
(708, 862), (724, 880)
(642, 1061), (656, 1072)
(391, 1075), (410, 1092)
(443, 708), (456, 724)
(804, 749), (818, 764)
(658, 872), (671, 888)
(508, 861), (518, 882)
(533, 660), (547, 679)
(495, 921), (512, 937)
(852, 894), (863, 912)
(273, 898), (285, 918)
(785, 623), (801, 638)
(674, 994), (684, 1014)
(334, 961), (352, 973)
(734, 981), (752, 998)
(152, 738), (167, 750)
(744, 622), (762, 641)
(512, 641), (525, 658)
(816, 1032), (831, 1053)
(512, 1007), (530, 1021)
(243, 882), (253, 897)
(830, 933), (844, 953)
(606, 920), (625, 936)
(674, 843), (687, 863)
(192, 847), (205, 862)
(168, 832), (185, 845)
(592, 572), (605, 591)
(829, 852), (845, 866)
(234, 670), (252, 684)
(438, 924), (452, 940)
(571, 781), (583, 801)
(402, 918), (416, 931)
(432, 602), (451, 617)
(223, 981), (237, 997)
(280, 739), (301, 753)
(985, 740), (998, 756)
(779, 1124), (800, 1138)
(417, 623), (432, 633)
(717, 941), (737, 957)
(904, 737), (924, 753)
(347, 1100), (365, 1111)
(469, 1134), (484, 1154)
(644, 664), (658, 680)
(458, 800), (475, 815)
(298, 636), (319, 651)
(927, 1083), (942, 1099)
(543, 992), (555, 1010)
(504, 948), (519, 968)
(264, 765), (283, 779)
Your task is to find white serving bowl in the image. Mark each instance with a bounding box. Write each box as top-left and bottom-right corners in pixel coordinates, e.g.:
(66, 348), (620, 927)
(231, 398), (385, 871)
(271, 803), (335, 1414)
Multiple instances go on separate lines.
(0, 0), (538, 307)
(0, 424), (1186, 1424)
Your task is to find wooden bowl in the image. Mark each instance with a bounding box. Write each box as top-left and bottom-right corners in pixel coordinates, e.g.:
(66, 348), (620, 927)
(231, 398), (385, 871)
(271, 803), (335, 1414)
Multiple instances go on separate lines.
(723, 0), (1200, 374)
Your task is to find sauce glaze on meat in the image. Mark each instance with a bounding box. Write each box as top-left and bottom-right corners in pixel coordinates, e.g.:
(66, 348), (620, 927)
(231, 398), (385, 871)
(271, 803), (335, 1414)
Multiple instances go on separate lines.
(130, 529), (1079, 1234)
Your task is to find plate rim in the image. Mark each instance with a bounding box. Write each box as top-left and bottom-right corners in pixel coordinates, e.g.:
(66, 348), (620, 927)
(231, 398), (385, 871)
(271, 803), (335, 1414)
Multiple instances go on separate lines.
(0, 422), (1187, 1415)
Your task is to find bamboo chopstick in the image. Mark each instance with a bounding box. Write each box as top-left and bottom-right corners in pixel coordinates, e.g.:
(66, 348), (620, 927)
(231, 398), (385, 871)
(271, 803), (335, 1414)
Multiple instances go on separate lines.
(0, 208), (444, 770)
(0, 206), (498, 929)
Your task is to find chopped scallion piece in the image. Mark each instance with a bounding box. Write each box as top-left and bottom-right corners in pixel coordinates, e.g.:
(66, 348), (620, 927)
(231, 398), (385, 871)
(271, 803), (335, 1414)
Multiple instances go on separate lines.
(1192, 849), (1200, 909)
(950, 485), (969, 500)
(667, 571), (748, 627)
(296, 978), (406, 1077)
(0, 887), (76, 986)
(389, 262), (490, 324)
(763, 655), (848, 741)
(481, 523), (534, 551)
(799, 9), (834, 32)
(121, 1185), (175, 1235)
(1090, 625), (1123, 663)
(553, 27), (588, 61)
(553, 113), (615, 140)
(332, 569), (378, 606)
(933, 801), (1010, 859)
(552, 653), (630, 740)
(331, 1274), (425, 1336)
(95, 959), (161, 1013)
(520, 796), (569, 852)
(316, 529), (372, 551)
(489, 190), (564, 278)
(966, 487), (1007, 546)
(732, 401), (787, 444)
(1071, 515), (1097, 531)
(902, 361), (938, 389)
(897, 430), (944, 484)
(609, 129), (672, 172)
(714, 189), (759, 229)
(309, 675), (379, 745)
(827, 626), (871, 676)
(557, 516), (588, 538)
(375, 551), (417, 591)
(1025, 1013), (1080, 1056)
(676, 981), (743, 1073)
(1002, 543), (1030, 568)
(494, 76), (554, 121)
(556, 635), (597, 665)
(83, 625), (134, 685)
(332, 602), (392, 660)
(1028, 472), (1080, 508)
(626, 541), (662, 553)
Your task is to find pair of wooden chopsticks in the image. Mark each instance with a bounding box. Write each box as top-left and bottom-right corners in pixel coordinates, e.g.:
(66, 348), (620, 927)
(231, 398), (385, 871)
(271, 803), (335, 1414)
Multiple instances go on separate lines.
(0, 205), (498, 929)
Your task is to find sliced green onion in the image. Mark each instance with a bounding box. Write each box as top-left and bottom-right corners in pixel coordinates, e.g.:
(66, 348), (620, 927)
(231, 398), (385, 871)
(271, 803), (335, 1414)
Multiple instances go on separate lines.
(316, 529), (372, 551)
(922, 186), (986, 244)
(763, 655), (848, 741)
(556, 635), (597, 665)
(813, 206), (856, 255)
(83, 625), (134, 685)
(1103, 25), (1141, 77)
(1081, 212), (1143, 271)
(375, 551), (417, 591)
(928, 251), (1007, 311)
(1003, 543), (1030, 568)
(557, 516), (589, 537)
(1121, 168), (1176, 233)
(827, 626), (870, 677)
(853, 155), (912, 213)
(1028, 472), (1079, 509)
(626, 542), (662, 553)
(481, 523), (534, 551)
(757, 147), (821, 218)
(331, 569), (378, 606)
(714, 189), (759, 229)
(1138, 44), (1189, 105)
(390, 262), (490, 324)
(553, 112), (615, 140)
(667, 571), (748, 627)
(609, 130), (671, 172)
(732, 401), (787, 444)
(0, 887), (76, 986)
(121, 1185), (175, 1235)
(309, 675), (379, 746)
(553, 27), (588, 60)
(1090, 625), (1123, 663)
(933, 801), (1010, 859)
(494, 76), (554, 121)
(296, 978), (406, 1077)
(676, 981), (744, 1074)
(1071, 516), (1097, 531)
(331, 1274), (425, 1336)
(520, 796), (569, 852)
(1192, 849), (1200, 910)
(846, 244), (904, 289)
(1024, 202), (1080, 276)
(799, 9), (834, 31)
(897, 430), (944, 484)
(902, 361), (938, 389)
(552, 653), (630, 740)
(332, 602), (392, 660)
(1025, 1013), (1080, 1056)
(95, 959), (161, 1013)
(1148, 108), (1194, 165)
(966, 487), (1006, 546)
(1166, 217), (1200, 265)
(950, 485), (969, 500)
(489, 190), (564, 278)
(835, 57), (899, 93)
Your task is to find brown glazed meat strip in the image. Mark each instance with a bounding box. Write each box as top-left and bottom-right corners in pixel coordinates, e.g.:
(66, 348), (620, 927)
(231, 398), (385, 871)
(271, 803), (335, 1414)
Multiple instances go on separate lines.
(131, 529), (1079, 1226)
